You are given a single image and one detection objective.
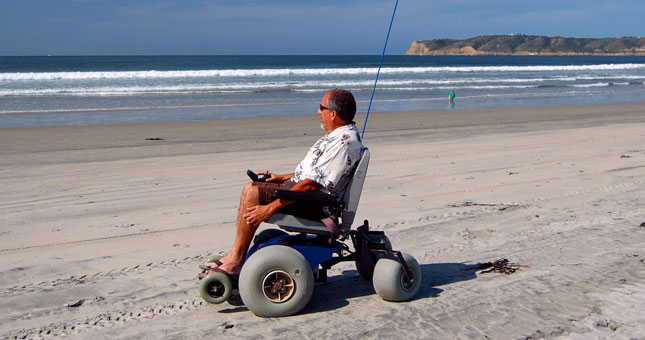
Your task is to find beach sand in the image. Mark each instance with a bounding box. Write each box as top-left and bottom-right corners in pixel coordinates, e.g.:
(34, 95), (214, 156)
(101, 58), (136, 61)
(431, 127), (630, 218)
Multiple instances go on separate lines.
(1, 102), (645, 339)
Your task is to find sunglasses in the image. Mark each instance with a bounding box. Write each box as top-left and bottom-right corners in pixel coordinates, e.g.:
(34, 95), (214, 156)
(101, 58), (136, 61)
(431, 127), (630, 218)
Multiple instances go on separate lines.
(319, 104), (331, 111)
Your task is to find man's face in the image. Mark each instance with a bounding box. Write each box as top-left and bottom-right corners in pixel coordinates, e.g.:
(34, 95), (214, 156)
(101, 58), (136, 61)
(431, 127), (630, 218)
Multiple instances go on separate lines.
(318, 92), (333, 133)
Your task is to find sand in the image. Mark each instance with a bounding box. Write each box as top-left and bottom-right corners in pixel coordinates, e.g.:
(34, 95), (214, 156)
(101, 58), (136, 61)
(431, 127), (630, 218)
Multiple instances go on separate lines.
(1, 102), (645, 339)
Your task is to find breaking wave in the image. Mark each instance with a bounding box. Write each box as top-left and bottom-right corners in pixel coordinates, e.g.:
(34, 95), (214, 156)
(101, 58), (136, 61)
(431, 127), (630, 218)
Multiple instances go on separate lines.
(2, 63), (645, 81)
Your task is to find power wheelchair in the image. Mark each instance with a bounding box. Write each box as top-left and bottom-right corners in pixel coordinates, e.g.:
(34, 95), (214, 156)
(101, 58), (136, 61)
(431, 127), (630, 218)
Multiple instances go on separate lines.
(198, 149), (422, 317)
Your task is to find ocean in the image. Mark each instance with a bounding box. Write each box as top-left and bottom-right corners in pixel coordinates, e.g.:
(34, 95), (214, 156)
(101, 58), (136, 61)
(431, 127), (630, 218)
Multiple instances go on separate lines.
(1, 55), (644, 128)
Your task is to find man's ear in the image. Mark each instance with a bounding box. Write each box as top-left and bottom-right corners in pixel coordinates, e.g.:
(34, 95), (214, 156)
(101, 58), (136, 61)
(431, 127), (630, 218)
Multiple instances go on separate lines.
(330, 110), (347, 124)
(330, 109), (340, 121)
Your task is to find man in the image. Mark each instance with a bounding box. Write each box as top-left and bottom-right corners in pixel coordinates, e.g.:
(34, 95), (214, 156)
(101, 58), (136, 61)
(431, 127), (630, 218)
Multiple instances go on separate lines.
(202, 88), (365, 276)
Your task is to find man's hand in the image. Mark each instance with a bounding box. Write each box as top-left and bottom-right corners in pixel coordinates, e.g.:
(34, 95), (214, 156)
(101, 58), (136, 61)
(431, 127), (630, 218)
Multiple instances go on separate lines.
(264, 172), (281, 183)
(243, 204), (277, 227)
(263, 172), (295, 183)
(242, 177), (319, 227)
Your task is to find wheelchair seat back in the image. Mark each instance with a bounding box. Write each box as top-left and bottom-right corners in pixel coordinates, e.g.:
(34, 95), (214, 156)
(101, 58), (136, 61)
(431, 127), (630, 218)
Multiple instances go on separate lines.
(339, 148), (370, 232)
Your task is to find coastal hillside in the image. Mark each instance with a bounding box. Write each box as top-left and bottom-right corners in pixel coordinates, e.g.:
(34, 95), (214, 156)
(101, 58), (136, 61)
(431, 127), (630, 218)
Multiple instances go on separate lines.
(406, 35), (645, 55)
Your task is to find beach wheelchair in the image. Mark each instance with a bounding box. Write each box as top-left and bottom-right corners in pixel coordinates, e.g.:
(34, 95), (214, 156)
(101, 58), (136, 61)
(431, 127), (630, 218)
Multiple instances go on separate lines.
(198, 149), (422, 317)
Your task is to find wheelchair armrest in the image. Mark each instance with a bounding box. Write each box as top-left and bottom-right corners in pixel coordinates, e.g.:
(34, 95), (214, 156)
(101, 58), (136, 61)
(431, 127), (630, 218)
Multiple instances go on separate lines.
(273, 189), (343, 208)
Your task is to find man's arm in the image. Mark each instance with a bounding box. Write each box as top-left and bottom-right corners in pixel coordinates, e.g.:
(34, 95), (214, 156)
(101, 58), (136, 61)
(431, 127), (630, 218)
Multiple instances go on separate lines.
(264, 172), (295, 183)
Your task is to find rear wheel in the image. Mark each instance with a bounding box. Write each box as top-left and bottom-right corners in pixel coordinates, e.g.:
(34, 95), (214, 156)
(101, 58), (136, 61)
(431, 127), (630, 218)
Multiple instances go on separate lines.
(373, 252), (421, 301)
(239, 245), (314, 317)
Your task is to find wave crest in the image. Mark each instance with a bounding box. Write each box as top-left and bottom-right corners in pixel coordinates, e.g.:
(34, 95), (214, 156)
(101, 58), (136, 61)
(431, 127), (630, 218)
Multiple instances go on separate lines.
(2, 63), (645, 81)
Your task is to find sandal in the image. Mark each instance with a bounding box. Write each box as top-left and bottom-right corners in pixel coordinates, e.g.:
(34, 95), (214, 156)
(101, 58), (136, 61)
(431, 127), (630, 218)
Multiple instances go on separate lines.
(198, 267), (238, 280)
(198, 259), (223, 270)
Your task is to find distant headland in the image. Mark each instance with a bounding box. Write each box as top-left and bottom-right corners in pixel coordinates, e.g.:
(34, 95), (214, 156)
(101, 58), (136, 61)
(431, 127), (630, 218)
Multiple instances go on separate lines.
(406, 35), (645, 56)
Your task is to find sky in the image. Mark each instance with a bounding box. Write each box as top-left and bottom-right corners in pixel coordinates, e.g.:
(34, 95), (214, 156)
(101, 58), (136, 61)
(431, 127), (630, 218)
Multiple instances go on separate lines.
(1, 0), (643, 56)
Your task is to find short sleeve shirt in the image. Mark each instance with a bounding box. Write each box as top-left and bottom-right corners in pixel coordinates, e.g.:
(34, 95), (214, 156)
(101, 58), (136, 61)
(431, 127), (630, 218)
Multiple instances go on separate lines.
(291, 123), (365, 195)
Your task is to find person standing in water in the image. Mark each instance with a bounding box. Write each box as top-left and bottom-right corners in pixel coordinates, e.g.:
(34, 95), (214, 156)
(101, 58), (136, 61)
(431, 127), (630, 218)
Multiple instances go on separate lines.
(449, 89), (456, 109)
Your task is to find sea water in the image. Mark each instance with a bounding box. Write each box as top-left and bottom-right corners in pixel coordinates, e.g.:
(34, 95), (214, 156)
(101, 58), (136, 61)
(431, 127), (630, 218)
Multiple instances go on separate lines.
(1, 55), (644, 127)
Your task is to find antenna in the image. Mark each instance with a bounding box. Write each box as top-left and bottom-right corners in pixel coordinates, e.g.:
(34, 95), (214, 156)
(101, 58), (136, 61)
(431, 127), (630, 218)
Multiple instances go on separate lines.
(361, 0), (399, 139)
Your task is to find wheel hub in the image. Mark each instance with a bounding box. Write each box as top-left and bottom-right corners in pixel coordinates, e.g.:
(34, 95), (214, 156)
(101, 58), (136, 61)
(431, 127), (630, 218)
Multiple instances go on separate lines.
(208, 281), (225, 298)
(263, 270), (295, 303)
(400, 271), (416, 291)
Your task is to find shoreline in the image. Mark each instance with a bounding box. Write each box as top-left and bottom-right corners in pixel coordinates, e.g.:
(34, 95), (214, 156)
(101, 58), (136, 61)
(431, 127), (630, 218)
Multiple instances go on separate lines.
(1, 102), (645, 339)
(3, 101), (644, 160)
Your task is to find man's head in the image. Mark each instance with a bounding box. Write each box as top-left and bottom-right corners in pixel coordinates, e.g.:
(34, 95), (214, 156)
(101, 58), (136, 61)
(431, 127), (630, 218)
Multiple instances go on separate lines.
(318, 88), (356, 133)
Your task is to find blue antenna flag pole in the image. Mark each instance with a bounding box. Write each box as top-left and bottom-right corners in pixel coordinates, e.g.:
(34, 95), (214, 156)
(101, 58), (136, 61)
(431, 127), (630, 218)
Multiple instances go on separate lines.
(361, 0), (399, 139)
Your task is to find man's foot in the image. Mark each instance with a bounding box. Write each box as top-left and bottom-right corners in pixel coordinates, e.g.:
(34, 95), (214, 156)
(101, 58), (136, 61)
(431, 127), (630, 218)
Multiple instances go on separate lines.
(199, 259), (222, 270)
(198, 266), (238, 279)
(199, 253), (244, 277)
(205, 260), (242, 276)
(201, 254), (228, 269)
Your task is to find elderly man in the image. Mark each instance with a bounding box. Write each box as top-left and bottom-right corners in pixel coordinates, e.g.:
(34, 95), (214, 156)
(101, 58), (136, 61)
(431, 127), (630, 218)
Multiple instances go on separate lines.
(202, 88), (365, 276)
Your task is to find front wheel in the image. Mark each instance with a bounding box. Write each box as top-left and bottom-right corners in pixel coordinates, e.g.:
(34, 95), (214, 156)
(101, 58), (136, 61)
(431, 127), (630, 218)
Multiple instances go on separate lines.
(199, 271), (233, 304)
(355, 234), (392, 281)
(373, 252), (421, 301)
(205, 255), (223, 265)
(239, 245), (314, 317)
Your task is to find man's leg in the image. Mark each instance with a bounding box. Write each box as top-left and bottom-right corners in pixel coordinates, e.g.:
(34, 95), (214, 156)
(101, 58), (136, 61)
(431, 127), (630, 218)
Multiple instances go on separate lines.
(206, 182), (261, 275)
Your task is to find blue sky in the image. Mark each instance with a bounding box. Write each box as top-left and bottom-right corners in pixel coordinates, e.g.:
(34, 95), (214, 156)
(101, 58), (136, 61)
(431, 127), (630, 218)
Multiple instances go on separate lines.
(1, 0), (643, 55)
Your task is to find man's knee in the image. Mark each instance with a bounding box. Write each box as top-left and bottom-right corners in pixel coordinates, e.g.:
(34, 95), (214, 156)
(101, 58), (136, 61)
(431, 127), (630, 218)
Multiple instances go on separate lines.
(242, 182), (254, 193)
(241, 182), (260, 206)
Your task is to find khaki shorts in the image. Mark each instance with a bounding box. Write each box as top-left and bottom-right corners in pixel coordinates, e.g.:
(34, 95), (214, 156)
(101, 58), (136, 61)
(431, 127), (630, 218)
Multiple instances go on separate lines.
(253, 181), (294, 205)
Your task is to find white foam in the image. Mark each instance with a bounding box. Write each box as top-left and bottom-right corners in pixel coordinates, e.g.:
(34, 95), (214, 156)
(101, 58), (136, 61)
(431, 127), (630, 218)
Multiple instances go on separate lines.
(2, 63), (644, 81)
(570, 82), (611, 88)
(2, 78), (636, 97)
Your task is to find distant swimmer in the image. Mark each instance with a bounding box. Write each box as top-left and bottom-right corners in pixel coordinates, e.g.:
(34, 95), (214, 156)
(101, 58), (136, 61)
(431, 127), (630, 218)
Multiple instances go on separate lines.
(449, 89), (455, 103)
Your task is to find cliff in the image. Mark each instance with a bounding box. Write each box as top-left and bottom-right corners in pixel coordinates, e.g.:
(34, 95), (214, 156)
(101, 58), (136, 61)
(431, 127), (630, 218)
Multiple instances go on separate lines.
(406, 35), (645, 56)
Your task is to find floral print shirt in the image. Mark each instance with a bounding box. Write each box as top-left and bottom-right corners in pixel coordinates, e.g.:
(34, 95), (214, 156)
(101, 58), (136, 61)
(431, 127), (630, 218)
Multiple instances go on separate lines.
(291, 123), (365, 196)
